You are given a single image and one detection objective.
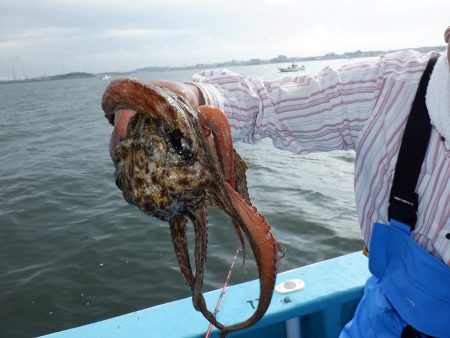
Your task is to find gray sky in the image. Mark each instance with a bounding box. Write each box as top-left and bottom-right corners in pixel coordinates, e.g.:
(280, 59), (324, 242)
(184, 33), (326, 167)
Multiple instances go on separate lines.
(1, 0), (449, 79)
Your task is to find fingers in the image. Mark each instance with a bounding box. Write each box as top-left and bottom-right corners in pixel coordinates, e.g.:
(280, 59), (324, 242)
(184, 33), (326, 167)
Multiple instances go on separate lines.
(114, 109), (137, 140)
(149, 80), (204, 108)
(109, 109), (137, 159)
(185, 83), (205, 107)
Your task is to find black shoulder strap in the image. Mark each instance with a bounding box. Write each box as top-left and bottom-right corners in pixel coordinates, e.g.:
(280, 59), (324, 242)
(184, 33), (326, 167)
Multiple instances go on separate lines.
(388, 55), (438, 230)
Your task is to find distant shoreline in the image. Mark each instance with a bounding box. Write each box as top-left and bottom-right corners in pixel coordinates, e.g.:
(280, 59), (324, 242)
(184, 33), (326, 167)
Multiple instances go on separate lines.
(0, 72), (96, 84)
(134, 45), (445, 72)
(1, 45), (445, 84)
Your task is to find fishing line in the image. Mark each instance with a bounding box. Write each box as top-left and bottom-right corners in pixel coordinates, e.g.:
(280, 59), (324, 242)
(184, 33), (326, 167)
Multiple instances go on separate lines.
(204, 247), (241, 338)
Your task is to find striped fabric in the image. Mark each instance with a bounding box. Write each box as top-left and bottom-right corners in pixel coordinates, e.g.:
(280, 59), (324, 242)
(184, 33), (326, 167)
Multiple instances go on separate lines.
(193, 49), (450, 266)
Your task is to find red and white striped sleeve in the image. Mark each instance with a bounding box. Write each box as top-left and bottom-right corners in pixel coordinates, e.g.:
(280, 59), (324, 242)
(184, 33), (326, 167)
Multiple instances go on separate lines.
(193, 60), (384, 155)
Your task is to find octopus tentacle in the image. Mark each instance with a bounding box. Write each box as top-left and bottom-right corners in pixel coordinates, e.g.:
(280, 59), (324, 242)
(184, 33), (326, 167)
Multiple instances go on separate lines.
(233, 152), (250, 200)
(218, 182), (278, 336)
(187, 210), (208, 311)
(197, 106), (235, 187)
(198, 106), (247, 267)
(188, 181), (278, 336)
(102, 79), (181, 126)
(169, 214), (195, 287)
(185, 211), (225, 331)
(232, 150), (251, 269)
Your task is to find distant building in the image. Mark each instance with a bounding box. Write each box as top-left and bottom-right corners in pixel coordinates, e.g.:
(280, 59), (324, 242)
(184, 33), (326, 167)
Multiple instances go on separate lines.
(270, 55), (288, 63)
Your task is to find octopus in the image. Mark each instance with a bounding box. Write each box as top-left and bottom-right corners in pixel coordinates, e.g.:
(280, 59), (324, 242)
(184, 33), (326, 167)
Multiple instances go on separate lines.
(102, 78), (283, 336)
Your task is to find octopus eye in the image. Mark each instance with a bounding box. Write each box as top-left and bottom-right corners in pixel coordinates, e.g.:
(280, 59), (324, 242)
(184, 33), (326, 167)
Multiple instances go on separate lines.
(166, 128), (192, 160)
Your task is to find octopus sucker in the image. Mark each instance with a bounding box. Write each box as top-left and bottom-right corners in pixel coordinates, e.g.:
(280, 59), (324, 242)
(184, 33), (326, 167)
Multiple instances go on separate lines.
(102, 78), (282, 336)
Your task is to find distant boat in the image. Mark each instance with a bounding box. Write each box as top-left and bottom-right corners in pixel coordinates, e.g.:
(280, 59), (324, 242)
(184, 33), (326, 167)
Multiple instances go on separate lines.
(277, 64), (305, 72)
(99, 74), (111, 80)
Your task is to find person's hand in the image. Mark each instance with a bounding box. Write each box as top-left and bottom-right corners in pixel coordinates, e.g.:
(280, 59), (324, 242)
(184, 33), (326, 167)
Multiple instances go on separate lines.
(151, 80), (205, 108)
(445, 26), (450, 66)
(109, 109), (137, 159)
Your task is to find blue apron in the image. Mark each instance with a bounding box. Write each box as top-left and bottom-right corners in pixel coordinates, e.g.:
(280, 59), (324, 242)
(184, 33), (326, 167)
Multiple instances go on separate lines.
(340, 56), (450, 337)
(340, 220), (450, 338)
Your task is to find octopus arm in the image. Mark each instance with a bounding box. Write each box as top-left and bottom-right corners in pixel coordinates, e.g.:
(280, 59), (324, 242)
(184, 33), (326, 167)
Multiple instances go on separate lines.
(221, 182), (278, 336)
(169, 215), (195, 287)
(188, 209), (209, 311)
(193, 182), (278, 336)
(198, 105), (247, 267)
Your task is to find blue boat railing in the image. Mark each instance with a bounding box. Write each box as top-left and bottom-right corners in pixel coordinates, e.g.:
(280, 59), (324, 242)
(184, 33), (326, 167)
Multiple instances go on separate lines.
(41, 252), (371, 338)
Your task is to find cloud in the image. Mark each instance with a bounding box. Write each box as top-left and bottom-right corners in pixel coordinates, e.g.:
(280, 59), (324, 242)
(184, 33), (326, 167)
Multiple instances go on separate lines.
(264, 0), (296, 5)
(0, 0), (449, 78)
(0, 27), (80, 53)
(103, 28), (198, 39)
